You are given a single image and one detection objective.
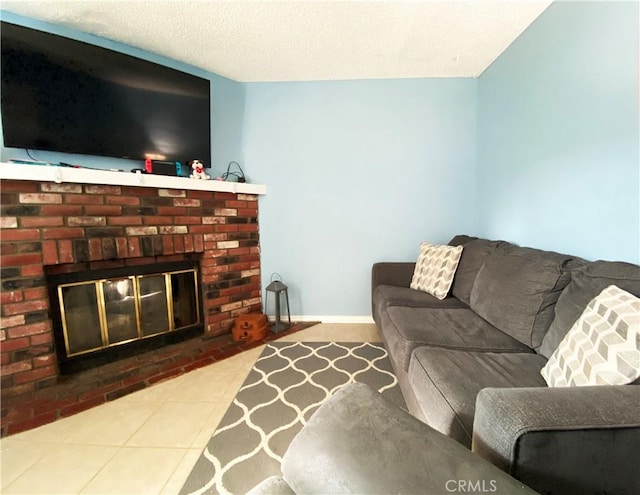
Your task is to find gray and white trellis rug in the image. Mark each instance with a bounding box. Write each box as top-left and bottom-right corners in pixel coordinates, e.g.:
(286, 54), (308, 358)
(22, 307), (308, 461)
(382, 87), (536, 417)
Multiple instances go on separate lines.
(180, 341), (404, 495)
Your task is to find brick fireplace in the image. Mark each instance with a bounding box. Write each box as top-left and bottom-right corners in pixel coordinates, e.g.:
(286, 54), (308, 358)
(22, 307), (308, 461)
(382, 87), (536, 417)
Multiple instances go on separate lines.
(0, 176), (263, 435)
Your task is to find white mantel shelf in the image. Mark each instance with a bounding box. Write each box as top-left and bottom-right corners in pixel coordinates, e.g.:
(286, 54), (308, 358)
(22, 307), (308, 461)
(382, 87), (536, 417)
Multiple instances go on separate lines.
(0, 162), (267, 195)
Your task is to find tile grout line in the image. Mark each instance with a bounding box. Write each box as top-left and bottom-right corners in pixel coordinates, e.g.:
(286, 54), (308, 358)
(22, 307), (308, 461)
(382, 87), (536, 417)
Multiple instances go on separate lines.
(75, 444), (124, 495)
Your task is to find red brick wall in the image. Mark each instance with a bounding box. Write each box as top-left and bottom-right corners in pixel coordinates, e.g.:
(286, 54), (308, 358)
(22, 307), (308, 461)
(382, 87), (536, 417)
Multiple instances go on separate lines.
(0, 179), (261, 401)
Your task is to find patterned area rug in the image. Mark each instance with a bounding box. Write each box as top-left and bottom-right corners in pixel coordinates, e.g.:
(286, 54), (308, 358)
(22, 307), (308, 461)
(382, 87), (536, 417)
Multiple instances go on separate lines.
(180, 341), (405, 495)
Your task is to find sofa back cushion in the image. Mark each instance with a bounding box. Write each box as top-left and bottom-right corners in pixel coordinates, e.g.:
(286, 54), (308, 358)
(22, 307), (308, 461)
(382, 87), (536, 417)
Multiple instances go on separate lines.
(469, 244), (576, 348)
(451, 239), (505, 305)
(448, 234), (478, 247)
(539, 260), (640, 358)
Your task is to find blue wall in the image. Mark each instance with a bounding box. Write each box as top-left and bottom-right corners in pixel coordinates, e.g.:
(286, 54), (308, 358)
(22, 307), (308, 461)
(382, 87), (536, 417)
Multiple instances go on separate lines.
(243, 80), (477, 317)
(3, 2), (638, 319)
(0, 12), (246, 177)
(476, 1), (639, 263)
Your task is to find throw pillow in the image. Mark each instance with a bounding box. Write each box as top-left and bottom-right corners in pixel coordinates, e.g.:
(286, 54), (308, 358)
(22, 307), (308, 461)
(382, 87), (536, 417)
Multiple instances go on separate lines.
(540, 285), (640, 387)
(410, 242), (463, 300)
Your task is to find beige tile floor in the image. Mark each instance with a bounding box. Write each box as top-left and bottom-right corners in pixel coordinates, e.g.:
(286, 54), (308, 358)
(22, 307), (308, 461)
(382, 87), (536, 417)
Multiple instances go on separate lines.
(0, 323), (381, 494)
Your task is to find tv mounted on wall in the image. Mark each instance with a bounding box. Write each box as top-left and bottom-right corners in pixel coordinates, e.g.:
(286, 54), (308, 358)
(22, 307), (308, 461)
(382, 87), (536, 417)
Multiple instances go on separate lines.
(1, 21), (211, 167)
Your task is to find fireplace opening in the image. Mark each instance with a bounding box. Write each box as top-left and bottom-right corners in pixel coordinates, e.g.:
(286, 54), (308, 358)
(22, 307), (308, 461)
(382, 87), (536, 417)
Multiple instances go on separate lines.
(47, 260), (203, 374)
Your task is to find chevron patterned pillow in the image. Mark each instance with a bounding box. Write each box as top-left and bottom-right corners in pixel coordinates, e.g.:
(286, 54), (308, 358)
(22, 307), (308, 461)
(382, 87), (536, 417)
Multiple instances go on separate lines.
(410, 242), (463, 300)
(541, 285), (640, 387)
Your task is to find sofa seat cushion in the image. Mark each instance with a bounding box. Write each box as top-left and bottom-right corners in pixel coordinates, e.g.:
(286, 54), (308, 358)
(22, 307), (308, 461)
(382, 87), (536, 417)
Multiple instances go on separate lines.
(381, 306), (531, 372)
(408, 347), (548, 447)
(373, 285), (467, 323)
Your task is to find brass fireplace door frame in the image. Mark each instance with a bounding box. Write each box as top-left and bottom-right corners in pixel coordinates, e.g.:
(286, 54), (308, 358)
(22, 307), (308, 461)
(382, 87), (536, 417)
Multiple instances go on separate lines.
(57, 268), (200, 358)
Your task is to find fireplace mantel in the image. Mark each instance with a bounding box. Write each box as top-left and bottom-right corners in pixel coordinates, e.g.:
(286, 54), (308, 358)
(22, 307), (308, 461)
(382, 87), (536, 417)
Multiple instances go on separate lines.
(0, 162), (267, 195)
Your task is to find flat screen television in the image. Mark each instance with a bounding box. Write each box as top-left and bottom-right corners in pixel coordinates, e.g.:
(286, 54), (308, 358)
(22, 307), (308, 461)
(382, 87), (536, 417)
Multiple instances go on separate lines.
(1, 21), (211, 167)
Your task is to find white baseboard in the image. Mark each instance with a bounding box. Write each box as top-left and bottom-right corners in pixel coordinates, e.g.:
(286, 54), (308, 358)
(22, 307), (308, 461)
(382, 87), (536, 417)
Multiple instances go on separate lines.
(267, 315), (374, 324)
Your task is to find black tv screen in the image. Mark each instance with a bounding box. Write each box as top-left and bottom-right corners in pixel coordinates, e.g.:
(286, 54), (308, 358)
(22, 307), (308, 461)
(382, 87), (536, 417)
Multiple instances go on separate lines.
(1, 21), (211, 167)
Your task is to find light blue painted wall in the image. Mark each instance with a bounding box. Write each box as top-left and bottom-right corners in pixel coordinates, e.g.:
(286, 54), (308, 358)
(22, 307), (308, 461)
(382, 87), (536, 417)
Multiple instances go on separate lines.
(476, 1), (639, 263)
(4, 2), (637, 319)
(242, 80), (477, 317)
(0, 11), (246, 177)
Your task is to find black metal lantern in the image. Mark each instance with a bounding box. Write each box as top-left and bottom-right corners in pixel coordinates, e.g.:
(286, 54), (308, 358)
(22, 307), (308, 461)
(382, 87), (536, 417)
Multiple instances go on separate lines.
(265, 273), (291, 333)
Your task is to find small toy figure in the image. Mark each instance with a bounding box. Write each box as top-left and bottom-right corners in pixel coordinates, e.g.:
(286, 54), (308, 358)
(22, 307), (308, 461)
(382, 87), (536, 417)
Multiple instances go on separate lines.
(189, 159), (210, 180)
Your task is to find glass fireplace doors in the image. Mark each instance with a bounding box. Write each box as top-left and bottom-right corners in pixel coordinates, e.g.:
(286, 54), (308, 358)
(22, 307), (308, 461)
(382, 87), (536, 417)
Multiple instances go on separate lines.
(58, 269), (200, 358)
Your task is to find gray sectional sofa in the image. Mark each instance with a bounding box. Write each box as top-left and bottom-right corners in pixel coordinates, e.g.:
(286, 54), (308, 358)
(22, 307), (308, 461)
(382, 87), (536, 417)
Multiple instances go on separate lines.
(372, 235), (640, 494)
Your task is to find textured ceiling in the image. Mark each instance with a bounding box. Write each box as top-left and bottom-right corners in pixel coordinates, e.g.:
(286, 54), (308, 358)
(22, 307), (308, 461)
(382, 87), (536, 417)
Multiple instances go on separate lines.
(1, 0), (552, 82)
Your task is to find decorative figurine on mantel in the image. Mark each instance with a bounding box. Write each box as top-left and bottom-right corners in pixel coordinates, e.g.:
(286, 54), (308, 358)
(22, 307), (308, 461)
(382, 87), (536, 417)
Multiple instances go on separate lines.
(189, 159), (210, 180)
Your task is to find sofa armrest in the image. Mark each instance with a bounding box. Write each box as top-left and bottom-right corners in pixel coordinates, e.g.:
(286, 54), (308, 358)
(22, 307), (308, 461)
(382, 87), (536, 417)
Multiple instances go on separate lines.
(371, 262), (415, 291)
(282, 383), (535, 494)
(247, 476), (295, 495)
(473, 386), (640, 495)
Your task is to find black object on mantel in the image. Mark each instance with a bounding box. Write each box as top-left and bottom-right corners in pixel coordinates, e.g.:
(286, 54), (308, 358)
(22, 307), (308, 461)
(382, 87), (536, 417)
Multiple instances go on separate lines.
(149, 161), (179, 177)
(219, 161), (246, 183)
(131, 161), (182, 176)
(10, 159), (124, 172)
